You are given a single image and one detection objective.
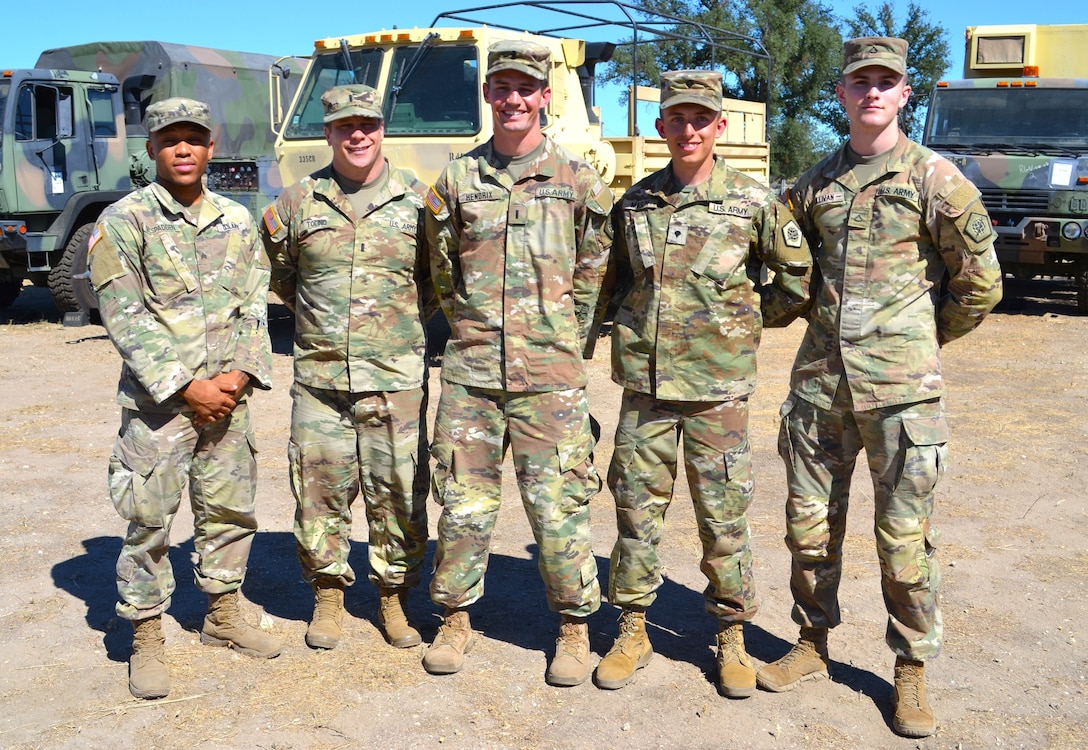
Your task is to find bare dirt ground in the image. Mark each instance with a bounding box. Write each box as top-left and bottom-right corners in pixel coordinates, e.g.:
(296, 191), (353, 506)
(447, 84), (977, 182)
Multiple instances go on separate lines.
(1, 278), (1085, 750)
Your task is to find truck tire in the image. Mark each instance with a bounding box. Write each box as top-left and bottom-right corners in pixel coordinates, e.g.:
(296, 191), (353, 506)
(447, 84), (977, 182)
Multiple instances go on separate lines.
(47, 223), (98, 314)
(0, 280), (21, 309)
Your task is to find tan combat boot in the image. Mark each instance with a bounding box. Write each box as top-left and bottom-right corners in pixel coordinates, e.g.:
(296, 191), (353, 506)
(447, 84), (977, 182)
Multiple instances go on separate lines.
(306, 580), (345, 649)
(378, 587), (421, 648)
(594, 609), (653, 690)
(717, 622), (756, 698)
(755, 626), (829, 692)
(892, 656), (936, 738)
(129, 616), (170, 699)
(546, 615), (592, 687)
(422, 609), (474, 675)
(200, 590), (282, 658)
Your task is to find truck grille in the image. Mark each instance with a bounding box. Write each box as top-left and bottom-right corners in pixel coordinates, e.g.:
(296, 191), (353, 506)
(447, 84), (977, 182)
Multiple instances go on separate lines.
(979, 189), (1050, 213)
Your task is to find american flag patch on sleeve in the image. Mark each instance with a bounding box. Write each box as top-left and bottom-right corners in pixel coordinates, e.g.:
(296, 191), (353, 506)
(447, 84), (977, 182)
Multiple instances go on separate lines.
(263, 205), (283, 235)
(87, 225), (103, 255)
(426, 186), (445, 215)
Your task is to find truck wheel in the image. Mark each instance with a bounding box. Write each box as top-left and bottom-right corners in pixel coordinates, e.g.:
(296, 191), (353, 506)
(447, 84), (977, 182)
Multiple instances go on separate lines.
(47, 223), (98, 314)
(0, 280), (21, 309)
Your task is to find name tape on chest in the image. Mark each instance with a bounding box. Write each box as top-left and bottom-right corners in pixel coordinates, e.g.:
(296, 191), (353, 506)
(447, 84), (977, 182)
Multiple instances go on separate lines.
(814, 191), (845, 207)
(459, 190), (501, 203)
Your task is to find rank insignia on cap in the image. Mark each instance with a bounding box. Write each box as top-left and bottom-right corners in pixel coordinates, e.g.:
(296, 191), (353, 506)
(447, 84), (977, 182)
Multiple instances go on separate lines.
(426, 186), (445, 215)
(263, 205), (283, 236)
(782, 220), (803, 248)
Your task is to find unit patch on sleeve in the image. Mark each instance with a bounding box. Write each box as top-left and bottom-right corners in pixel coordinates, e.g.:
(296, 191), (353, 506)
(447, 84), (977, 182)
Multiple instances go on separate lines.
(781, 220), (803, 248)
(964, 211), (993, 244)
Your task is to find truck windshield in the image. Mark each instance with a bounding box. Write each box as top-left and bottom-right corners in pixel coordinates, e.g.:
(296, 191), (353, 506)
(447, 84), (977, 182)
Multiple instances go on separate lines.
(927, 87), (1088, 149)
(385, 44), (480, 136)
(283, 49), (383, 139)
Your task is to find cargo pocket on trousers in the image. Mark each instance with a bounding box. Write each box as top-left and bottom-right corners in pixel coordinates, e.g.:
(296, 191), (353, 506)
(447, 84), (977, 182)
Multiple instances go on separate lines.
(899, 415), (950, 497)
(429, 421), (455, 507)
(556, 426), (601, 506)
(108, 428), (163, 527)
(776, 395), (798, 465)
(721, 438), (754, 515)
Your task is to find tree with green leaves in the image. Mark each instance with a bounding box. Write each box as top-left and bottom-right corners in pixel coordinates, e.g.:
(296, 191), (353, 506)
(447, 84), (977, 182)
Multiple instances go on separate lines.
(598, 0), (951, 179)
(598, 0), (841, 180)
(818, 2), (951, 140)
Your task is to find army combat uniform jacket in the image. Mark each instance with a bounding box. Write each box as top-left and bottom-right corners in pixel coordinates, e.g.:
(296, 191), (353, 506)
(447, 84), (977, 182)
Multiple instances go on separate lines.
(89, 181), (272, 412)
(601, 157), (812, 402)
(426, 136), (614, 392)
(262, 162), (434, 393)
(787, 136), (1003, 411)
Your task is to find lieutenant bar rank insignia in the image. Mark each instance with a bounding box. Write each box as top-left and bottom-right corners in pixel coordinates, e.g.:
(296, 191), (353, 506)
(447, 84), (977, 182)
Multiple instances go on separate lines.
(782, 220), (803, 248)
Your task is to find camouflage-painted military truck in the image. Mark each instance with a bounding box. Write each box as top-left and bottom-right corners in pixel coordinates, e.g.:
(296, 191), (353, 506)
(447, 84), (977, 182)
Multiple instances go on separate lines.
(272, 1), (770, 197)
(0, 41), (304, 312)
(923, 24), (1088, 311)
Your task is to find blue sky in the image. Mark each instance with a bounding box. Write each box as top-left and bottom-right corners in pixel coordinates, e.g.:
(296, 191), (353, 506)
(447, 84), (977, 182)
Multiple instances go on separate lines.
(6, 0), (1075, 136)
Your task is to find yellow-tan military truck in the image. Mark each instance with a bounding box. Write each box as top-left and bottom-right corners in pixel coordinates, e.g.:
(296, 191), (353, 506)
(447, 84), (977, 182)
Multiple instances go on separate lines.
(923, 24), (1088, 311)
(271, 1), (770, 196)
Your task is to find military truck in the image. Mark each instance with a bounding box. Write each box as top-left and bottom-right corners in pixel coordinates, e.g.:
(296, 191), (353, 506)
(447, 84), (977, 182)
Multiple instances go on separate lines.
(271, 1), (770, 195)
(0, 41), (304, 313)
(923, 24), (1088, 311)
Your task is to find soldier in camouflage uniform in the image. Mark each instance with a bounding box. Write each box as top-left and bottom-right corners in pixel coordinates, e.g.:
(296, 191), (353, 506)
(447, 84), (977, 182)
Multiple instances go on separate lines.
(754, 39), (1003, 738)
(423, 40), (614, 686)
(88, 98), (281, 701)
(587, 70), (811, 697)
(261, 85), (433, 652)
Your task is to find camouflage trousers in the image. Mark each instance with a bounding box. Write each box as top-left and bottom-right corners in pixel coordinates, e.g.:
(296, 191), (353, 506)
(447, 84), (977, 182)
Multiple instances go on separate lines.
(288, 383), (429, 589)
(607, 390), (758, 622)
(778, 385), (947, 659)
(109, 405), (258, 621)
(429, 382), (601, 617)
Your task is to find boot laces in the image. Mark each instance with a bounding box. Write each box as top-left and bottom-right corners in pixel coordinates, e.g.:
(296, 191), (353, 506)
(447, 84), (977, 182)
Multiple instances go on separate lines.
(896, 663), (923, 705)
(611, 613), (644, 656)
(379, 593), (401, 616)
(778, 638), (816, 668)
(434, 612), (468, 646)
(314, 589), (341, 618)
(557, 621), (586, 656)
(718, 627), (742, 662)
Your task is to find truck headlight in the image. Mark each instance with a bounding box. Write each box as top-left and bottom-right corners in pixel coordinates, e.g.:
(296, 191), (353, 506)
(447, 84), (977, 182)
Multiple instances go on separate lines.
(1061, 222), (1084, 240)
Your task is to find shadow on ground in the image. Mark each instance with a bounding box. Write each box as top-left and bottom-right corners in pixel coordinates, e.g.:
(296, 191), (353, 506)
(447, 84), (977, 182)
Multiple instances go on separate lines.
(53, 529), (893, 709)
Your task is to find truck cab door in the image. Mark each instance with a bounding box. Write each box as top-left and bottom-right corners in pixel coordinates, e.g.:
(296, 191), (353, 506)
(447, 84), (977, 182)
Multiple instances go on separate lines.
(13, 82), (99, 212)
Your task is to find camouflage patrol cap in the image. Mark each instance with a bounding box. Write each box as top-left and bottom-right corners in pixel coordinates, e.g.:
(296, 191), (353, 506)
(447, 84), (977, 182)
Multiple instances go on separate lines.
(144, 97), (212, 133)
(660, 70), (723, 113)
(842, 37), (908, 76)
(486, 40), (550, 81)
(321, 84), (384, 123)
